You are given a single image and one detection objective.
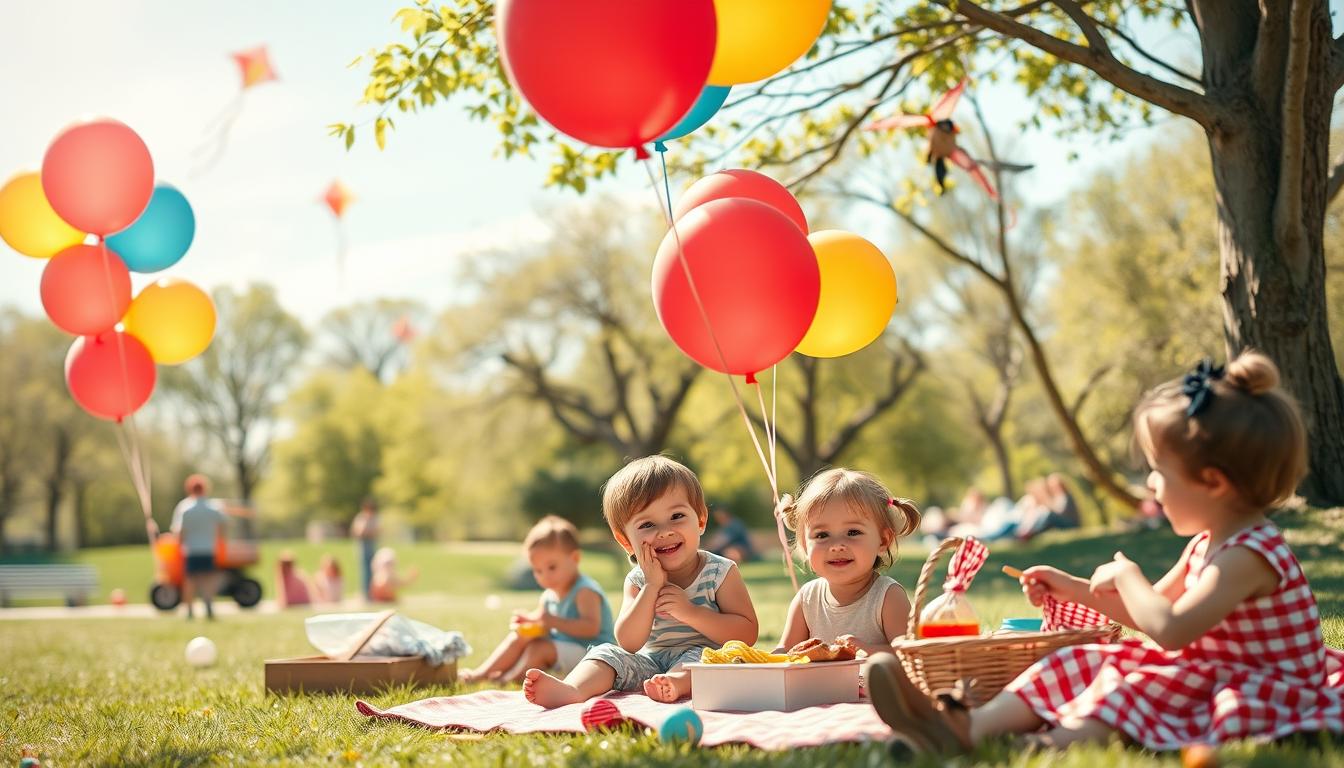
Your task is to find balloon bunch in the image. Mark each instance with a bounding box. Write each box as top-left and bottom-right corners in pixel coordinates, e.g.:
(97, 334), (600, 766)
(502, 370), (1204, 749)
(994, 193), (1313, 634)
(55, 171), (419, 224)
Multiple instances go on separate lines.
(653, 169), (898, 377)
(652, 169), (898, 589)
(496, 0), (833, 156)
(0, 118), (216, 541)
(0, 118), (216, 421)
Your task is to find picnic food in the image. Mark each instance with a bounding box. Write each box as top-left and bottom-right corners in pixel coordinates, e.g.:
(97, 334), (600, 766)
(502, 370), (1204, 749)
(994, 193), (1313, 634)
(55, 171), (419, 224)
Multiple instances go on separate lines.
(515, 621), (546, 639)
(787, 635), (861, 662)
(916, 538), (987, 638)
(701, 639), (805, 664)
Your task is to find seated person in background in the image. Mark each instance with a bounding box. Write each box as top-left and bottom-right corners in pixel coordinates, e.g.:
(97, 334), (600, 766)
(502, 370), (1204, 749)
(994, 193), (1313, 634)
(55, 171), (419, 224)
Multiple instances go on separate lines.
(946, 487), (988, 538)
(276, 550), (313, 608)
(369, 547), (419, 603)
(704, 505), (757, 563)
(975, 494), (1020, 540)
(311, 554), (344, 604)
(1017, 473), (1081, 539)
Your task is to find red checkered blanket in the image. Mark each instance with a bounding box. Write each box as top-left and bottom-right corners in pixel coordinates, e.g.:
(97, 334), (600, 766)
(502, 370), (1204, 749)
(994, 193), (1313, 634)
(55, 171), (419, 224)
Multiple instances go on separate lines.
(356, 690), (890, 750)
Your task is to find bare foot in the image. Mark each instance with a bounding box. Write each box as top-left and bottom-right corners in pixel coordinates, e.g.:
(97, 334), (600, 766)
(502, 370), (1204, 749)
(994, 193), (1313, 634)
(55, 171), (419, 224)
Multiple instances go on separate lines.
(642, 674), (689, 703)
(522, 668), (584, 708)
(459, 668), (485, 684)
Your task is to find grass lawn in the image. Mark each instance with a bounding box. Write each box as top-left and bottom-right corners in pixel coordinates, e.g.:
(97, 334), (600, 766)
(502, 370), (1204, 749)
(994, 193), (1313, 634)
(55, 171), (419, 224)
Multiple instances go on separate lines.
(3, 510), (1342, 766)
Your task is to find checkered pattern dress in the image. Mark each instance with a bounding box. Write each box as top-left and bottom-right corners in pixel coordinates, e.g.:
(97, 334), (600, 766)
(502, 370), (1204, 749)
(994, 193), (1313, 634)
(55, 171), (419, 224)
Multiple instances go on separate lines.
(1006, 522), (1344, 749)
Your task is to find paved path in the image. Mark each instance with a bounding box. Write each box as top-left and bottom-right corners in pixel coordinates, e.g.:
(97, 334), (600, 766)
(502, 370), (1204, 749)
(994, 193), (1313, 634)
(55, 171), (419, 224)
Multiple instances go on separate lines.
(0, 596), (436, 621)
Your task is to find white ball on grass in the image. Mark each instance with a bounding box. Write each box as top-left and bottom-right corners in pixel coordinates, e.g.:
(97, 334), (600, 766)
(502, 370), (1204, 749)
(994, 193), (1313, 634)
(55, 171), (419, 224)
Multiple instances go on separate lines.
(185, 636), (217, 667)
(484, 594), (502, 610)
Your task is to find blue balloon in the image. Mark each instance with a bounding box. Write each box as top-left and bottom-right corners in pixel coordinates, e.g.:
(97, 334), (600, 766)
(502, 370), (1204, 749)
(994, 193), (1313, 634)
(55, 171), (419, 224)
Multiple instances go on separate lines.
(106, 184), (195, 273)
(656, 85), (730, 144)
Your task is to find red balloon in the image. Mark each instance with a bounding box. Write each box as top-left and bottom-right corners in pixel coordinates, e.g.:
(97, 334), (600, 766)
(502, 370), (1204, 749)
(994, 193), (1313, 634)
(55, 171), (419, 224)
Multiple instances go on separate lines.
(497, 0), (716, 149)
(652, 198), (819, 376)
(40, 244), (132, 336)
(42, 119), (154, 235)
(673, 169), (808, 233)
(65, 331), (157, 421)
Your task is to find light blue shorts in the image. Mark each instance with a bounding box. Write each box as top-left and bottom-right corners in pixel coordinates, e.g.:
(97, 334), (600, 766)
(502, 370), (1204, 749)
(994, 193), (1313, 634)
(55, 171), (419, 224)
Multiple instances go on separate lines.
(581, 643), (707, 691)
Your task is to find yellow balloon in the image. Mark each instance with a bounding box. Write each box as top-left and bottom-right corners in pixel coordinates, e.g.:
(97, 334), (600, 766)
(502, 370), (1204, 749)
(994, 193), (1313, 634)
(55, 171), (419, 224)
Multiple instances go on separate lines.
(0, 172), (85, 258)
(795, 230), (898, 358)
(123, 279), (217, 365)
(708, 0), (833, 86)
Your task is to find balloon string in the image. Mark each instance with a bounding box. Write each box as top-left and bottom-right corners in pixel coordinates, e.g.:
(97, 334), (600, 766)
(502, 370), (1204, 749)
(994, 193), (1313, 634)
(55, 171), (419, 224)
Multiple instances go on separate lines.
(642, 152), (797, 591)
(115, 419), (154, 547)
(97, 240), (155, 546)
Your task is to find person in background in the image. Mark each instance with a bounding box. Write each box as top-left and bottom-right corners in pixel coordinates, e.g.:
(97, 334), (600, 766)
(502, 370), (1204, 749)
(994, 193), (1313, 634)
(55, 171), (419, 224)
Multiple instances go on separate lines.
(704, 505), (757, 563)
(369, 547), (419, 603)
(312, 554), (344, 604)
(1017, 473), (1081, 539)
(170, 474), (225, 621)
(350, 498), (380, 600)
(275, 550), (313, 608)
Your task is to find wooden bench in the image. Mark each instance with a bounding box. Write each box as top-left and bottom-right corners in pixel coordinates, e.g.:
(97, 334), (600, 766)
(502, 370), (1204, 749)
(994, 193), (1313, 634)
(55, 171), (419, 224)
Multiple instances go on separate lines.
(0, 564), (99, 607)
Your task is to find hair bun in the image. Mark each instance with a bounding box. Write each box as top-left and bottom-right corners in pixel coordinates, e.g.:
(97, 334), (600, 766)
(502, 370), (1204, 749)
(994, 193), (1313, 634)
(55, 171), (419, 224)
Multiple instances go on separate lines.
(1224, 351), (1280, 395)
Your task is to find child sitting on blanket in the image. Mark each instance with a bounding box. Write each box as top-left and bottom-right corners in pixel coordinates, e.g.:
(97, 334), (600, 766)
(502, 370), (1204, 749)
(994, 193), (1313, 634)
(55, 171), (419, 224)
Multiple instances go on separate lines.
(867, 352), (1344, 754)
(774, 469), (920, 657)
(461, 516), (615, 683)
(523, 456), (759, 707)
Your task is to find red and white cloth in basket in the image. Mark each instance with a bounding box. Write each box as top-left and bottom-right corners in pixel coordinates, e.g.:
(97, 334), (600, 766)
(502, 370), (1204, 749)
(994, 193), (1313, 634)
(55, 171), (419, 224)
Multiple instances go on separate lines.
(1007, 522), (1344, 749)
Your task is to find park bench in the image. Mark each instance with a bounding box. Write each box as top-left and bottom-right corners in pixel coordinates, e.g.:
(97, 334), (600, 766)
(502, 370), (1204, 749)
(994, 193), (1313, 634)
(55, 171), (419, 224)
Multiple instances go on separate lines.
(0, 564), (99, 607)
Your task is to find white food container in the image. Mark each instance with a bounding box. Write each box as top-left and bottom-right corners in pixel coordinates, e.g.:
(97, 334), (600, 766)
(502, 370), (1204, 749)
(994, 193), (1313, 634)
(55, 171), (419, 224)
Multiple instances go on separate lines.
(684, 659), (863, 712)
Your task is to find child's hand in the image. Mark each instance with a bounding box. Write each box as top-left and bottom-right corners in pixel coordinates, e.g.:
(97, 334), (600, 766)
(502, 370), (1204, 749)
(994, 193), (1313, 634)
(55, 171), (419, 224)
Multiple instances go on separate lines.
(1020, 566), (1080, 607)
(654, 584), (694, 621)
(510, 609), (543, 629)
(637, 541), (667, 589)
(1089, 553), (1140, 597)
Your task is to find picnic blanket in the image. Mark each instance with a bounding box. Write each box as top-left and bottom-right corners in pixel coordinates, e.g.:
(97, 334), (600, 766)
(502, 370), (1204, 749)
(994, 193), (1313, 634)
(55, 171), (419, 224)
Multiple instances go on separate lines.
(356, 690), (890, 750)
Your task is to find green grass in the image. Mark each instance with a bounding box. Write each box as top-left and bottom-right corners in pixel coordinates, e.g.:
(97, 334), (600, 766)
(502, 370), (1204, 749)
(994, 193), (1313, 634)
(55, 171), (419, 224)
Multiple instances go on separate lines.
(3, 511), (1342, 766)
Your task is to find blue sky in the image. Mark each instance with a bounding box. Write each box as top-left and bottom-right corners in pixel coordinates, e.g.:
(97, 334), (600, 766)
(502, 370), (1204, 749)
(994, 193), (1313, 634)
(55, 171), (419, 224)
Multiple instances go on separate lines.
(0, 1), (1200, 324)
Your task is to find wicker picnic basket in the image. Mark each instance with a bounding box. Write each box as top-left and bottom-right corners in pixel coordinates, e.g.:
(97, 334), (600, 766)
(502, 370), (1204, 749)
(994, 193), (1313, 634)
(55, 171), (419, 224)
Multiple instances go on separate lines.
(889, 537), (1122, 707)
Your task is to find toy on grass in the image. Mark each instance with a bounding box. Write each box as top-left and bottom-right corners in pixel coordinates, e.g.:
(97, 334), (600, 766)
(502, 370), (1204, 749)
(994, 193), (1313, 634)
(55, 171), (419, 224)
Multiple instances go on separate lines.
(515, 622), (546, 639)
(580, 698), (626, 731)
(1182, 744), (1219, 768)
(185, 636), (218, 667)
(109, 588), (127, 607)
(658, 707), (703, 745)
(19, 746), (41, 768)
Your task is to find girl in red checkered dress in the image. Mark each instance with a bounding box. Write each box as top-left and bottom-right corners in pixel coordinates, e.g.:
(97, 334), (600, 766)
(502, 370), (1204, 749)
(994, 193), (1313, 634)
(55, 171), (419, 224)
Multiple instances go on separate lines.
(867, 352), (1344, 754)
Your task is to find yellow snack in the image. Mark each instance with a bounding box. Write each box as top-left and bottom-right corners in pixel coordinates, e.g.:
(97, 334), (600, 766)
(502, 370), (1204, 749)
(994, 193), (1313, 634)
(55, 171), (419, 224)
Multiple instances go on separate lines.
(516, 622), (546, 639)
(699, 640), (810, 665)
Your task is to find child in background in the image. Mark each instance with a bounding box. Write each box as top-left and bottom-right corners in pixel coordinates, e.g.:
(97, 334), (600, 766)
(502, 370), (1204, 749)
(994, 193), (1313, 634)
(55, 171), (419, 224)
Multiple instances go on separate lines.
(275, 550), (313, 608)
(461, 516), (615, 684)
(775, 469), (920, 657)
(867, 352), (1344, 754)
(311, 554), (343, 604)
(523, 456), (759, 707)
(368, 547), (418, 603)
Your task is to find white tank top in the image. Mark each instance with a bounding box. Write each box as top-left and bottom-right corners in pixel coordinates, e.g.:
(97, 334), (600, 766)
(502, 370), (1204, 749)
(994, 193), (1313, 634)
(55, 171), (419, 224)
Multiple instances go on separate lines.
(798, 573), (899, 646)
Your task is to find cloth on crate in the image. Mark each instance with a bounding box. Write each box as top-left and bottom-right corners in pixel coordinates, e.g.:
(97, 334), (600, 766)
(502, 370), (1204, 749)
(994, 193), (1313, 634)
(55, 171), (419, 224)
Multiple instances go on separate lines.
(1008, 522), (1344, 750)
(356, 690), (890, 750)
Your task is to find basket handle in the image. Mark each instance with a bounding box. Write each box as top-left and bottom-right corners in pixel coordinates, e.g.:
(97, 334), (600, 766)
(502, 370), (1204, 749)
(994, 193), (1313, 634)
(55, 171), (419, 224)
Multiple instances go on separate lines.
(905, 536), (963, 641)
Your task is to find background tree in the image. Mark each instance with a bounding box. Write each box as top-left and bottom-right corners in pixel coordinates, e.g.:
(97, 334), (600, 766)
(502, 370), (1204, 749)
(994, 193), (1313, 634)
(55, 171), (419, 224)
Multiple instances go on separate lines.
(320, 298), (427, 382)
(433, 201), (703, 460)
(161, 284), (308, 503)
(351, 0), (1344, 505)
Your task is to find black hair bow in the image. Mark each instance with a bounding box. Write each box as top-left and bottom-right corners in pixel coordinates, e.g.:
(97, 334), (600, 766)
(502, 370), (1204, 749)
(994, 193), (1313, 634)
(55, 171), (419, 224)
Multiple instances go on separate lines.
(1182, 358), (1225, 417)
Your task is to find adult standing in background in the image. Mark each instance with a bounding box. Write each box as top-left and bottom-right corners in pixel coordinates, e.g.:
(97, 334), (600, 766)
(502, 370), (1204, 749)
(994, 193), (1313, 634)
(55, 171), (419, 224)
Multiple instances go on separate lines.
(351, 498), (380, 600)
(171, 474), (225, 620)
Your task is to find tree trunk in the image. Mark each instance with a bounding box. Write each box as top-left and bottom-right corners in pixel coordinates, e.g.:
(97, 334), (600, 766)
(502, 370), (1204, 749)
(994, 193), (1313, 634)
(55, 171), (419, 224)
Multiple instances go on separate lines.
(1205, 9), (1344, 506)
(236, 453), (254, 503)
(72, 479), (88, 550)
(988, 428), (1014, 501)
(45, 431), (71, 552)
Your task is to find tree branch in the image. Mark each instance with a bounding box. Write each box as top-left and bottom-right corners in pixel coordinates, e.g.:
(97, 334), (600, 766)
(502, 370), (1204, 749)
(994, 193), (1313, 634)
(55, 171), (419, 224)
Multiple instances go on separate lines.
(936, 0), (1221, 127)
(819, 343), (926, 463)
(1273, 0), (1312, 262)
(1053, 0), (1113, 56)
(1069, 364), (1113, 420)
(1094, 18), (1202, 86)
